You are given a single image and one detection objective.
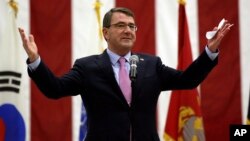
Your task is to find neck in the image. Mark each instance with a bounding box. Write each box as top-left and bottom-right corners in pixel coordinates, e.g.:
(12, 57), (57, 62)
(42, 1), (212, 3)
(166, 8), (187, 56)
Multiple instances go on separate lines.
(108, 47), (130, 56)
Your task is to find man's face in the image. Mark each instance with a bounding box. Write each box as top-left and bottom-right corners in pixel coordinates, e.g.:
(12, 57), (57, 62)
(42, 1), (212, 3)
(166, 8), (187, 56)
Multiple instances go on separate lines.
(103, 12), (136, 55)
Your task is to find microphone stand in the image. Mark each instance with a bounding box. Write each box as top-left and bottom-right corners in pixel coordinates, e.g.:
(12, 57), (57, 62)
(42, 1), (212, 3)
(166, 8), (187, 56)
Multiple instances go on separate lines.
(129, 74), (136, 141)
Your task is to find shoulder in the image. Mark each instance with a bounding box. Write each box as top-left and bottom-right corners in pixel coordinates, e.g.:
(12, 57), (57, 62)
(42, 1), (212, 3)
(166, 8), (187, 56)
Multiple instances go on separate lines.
(75, 55), (99, 64)
(71, 54), (101, 71)
(134, 52), (161, 62)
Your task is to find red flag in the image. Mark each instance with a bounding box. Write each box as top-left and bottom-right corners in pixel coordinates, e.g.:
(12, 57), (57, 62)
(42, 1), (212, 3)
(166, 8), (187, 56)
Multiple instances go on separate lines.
(30, 0), (72, 140)
(198, 0), (241, 141)
(164, 1), (205, 141)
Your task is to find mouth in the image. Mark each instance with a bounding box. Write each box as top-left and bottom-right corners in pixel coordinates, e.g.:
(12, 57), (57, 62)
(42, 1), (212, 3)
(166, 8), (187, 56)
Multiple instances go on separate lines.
(121, 37), (132, 41)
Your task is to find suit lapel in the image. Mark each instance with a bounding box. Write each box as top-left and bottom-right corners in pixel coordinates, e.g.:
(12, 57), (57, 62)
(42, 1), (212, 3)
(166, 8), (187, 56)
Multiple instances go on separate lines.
(95, 50), (130, 108)
(130, 54), (146, 106)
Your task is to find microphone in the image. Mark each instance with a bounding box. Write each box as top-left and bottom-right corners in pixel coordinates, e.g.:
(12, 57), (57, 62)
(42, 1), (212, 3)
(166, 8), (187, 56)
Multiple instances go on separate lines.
(129, 55), (139, 81)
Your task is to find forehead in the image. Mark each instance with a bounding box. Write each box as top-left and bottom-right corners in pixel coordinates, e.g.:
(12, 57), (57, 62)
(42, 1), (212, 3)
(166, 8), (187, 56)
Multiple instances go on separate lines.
(111, 12), (135, 24)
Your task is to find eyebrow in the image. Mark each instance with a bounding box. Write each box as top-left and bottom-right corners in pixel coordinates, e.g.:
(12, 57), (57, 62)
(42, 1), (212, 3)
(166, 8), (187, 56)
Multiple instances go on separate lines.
(112, 22), (136, 25)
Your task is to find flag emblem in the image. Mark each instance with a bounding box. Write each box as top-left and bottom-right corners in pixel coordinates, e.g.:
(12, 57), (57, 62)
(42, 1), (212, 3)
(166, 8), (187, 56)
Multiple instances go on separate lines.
(0, 71), (22, 93)
(0, 103), (26, 141)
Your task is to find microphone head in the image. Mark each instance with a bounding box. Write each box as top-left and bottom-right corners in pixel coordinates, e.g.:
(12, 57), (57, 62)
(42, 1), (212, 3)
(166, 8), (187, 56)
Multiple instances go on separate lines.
(129, 55), (139, 81)
(129, 55), (139, 64)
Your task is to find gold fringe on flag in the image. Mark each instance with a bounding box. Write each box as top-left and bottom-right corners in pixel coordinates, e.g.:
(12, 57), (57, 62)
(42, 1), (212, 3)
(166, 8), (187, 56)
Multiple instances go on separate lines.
(94, 0), (103, 41)
(247, 119), (250, 125)
(94, 0), (104, 52)
(9, 0), (18, 18)
(178, 0), (186, 5)
(247, 89), (250, 125)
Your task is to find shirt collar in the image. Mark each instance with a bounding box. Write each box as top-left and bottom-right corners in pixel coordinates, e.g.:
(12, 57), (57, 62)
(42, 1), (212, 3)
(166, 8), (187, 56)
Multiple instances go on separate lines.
(107, 48), (131, 65)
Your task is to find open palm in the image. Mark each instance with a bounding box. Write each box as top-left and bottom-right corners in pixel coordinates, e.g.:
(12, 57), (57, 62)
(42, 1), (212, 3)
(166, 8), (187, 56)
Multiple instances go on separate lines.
(18, 28), (39, 62)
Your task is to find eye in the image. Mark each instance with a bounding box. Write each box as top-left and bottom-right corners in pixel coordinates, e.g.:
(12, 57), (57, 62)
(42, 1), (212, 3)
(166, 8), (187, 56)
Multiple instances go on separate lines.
(128, 24), (136, 29)
(116, 23), (126, 28)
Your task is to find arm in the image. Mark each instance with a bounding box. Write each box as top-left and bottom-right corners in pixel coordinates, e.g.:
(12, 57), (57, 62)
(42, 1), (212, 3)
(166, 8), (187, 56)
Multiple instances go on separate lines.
(28, 59), (83, 99)
(160, 20), (233, 90)
(159, 50), (218, 90)
(18, 28), (82, 98)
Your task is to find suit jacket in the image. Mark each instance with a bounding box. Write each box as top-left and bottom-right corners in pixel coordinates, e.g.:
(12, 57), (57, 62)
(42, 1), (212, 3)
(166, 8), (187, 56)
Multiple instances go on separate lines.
(28, 49), (217, 141)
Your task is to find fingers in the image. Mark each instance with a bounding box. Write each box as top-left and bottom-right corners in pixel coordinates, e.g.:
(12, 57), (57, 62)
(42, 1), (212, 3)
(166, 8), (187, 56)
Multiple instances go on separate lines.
(18, 28), (29, 51)
(18, 27), (26, 43)
(18, 28), (35, 48)
(18, 28), (29, 47)
(207, 19), (233, 51)
(213, 27), (218, 31)
(18, 27), (34, 42)
(217, 20), (233, 39)
(29, 34), (35, 43)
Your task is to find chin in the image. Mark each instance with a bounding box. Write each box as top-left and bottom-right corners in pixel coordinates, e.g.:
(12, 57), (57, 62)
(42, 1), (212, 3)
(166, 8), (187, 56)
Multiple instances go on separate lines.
(122, 45), (133, 51)
(121, 42), (134, 48)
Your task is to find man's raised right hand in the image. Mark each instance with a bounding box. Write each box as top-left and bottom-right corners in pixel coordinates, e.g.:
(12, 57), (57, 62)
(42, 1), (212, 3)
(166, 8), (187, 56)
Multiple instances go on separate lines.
(18, 28), (39, 63)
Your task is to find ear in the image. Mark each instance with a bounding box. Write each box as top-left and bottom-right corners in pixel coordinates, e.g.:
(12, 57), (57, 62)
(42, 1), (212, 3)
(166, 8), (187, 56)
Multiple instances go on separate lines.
(102, 28), (109, 41)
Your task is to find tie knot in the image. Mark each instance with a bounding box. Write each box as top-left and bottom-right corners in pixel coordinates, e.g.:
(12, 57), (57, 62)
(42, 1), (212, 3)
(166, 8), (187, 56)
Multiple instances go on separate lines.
(119, 57), (126, 65)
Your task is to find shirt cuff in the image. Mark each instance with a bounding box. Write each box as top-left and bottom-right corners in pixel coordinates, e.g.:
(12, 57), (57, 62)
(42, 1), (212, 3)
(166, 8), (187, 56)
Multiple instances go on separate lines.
(205, 46), (219, 60)
(28, 56), (41, 71)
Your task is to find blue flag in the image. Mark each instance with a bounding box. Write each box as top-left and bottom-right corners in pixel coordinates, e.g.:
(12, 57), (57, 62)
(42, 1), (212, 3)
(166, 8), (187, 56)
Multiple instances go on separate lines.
(79, 103), (87, 141)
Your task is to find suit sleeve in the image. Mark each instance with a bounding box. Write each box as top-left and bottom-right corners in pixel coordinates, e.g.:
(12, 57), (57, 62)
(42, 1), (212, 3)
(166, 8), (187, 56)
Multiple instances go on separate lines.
(159, 50), (218, 91)
(28, 59), (84, 99)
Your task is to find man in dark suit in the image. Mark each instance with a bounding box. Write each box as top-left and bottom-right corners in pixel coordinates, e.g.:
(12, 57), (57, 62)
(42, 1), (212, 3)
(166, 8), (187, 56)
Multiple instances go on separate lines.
(19, 7), (233, 141)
